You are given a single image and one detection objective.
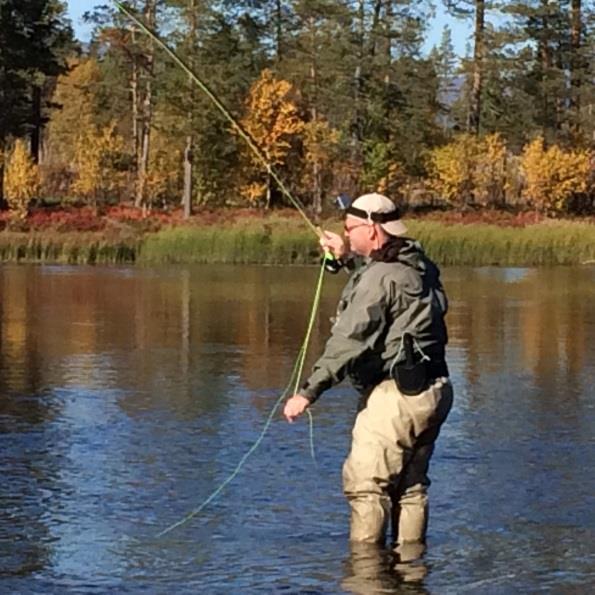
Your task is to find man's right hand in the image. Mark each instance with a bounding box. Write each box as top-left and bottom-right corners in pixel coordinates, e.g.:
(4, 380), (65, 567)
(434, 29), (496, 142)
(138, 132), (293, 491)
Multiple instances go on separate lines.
(319, 230), (347, 260)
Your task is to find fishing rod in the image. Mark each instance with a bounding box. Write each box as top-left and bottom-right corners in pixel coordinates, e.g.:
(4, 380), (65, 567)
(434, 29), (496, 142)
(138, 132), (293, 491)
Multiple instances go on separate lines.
(112, 0), (323, 240)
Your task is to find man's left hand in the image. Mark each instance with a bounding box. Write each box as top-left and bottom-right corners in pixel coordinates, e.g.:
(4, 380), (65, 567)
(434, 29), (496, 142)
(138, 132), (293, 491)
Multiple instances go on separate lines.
(283, 394), (310, 423)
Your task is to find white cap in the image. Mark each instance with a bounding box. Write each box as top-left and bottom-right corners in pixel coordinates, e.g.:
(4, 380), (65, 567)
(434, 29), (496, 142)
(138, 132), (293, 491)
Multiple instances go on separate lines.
(349, 193), (407, 236)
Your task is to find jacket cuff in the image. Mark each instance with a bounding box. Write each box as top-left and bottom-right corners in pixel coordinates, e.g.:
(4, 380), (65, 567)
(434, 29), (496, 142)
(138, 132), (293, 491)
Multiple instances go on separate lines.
(297, 382), (320, 404)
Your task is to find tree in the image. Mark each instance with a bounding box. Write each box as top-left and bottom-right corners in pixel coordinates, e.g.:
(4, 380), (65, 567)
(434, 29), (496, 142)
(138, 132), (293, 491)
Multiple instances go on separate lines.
(46, 57), (105, 164)
(443, 1), (491, 134)
(26, 0), (75, 163)
(284, 0), (352, 210)
(72, 122), (126, 205)
(430, 26), (459, 130)
(239, 69), (305, 208)
(499, 0), (592, 145)
(569, 0), (583, 134)
(156, 0), (263, 210)
(85, 0), (165, 208)
(566, 0), (595, 142)
(4, 140), (40, 218)
(520, 137), (591, 213)
(428, 132), (508, 207)
(0, 0), (72, 205)
(135, 0), (159, 208)
(301, 118), (340, 209)
(180, 0), (199, 218)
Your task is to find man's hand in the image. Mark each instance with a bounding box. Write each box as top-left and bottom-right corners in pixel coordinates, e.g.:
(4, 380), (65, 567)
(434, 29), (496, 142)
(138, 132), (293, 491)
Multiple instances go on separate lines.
(283, 394), (310, 423)
(319, 230), (347, 260)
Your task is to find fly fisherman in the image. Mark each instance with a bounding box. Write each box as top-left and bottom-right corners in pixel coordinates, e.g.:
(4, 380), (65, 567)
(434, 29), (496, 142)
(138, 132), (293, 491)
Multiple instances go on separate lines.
(283, 193), (453, 561)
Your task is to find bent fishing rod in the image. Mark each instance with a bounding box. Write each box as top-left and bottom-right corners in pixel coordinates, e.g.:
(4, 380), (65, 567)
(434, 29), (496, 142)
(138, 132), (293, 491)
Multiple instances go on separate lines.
(113, 0), (325, 242)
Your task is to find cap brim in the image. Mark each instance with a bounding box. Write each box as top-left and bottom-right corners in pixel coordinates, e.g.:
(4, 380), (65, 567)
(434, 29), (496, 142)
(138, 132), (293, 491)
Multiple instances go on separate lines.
(380, 220), (408, 236)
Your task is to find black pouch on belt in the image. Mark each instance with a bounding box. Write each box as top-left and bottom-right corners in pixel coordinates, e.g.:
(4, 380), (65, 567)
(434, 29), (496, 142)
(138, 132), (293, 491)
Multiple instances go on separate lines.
(392, 333), (430, 396)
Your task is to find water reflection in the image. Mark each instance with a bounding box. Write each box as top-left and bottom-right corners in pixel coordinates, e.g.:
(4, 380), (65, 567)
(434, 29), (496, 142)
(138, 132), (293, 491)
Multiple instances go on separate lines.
(0, 263), (593, 591)
(342, 543), (429, 594)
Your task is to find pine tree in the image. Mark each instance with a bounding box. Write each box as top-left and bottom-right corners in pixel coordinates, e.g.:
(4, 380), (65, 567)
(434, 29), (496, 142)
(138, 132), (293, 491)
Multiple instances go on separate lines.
(0, 0), (73, 205)
(443, 1), (494, 135)
(500, 0), (590, 145)
(430, 26), (459, 132)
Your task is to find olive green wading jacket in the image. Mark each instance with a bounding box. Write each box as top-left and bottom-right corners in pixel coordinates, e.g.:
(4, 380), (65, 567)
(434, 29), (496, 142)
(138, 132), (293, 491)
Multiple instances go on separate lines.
(299, 239), (448, 403)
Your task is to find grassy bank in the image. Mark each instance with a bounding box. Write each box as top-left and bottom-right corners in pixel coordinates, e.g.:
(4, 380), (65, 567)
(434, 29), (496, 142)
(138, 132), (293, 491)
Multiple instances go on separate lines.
(140, 219), (595, 267)
(408, 220), (595, 266)
(140, 218), (316, 265)
(0, 232), (140, 264)
(0, 219), (594, 266)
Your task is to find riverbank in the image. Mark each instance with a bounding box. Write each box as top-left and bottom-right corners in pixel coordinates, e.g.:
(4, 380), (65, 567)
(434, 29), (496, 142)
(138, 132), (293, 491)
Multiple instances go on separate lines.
(1, 215), (594, 266)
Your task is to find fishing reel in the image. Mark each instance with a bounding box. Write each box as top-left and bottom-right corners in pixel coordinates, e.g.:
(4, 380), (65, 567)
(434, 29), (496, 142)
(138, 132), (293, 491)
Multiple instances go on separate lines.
(323, 253), (344, 274)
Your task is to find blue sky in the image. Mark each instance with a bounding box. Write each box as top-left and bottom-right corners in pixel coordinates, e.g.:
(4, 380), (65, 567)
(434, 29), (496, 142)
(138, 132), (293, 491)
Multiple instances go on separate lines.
(65, 0), (472, 57)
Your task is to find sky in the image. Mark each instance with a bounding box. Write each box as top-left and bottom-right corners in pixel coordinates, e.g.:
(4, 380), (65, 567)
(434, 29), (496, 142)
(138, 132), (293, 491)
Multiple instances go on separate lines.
(65, 0), (472, 57)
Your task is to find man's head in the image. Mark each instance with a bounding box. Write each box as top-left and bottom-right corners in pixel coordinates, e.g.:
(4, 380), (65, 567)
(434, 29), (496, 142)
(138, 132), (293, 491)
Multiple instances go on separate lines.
(343, 193), (407, 256)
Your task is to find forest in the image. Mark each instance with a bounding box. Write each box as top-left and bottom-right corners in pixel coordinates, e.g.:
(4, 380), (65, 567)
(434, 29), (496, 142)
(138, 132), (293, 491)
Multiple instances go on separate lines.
(0, 0), (594, 230)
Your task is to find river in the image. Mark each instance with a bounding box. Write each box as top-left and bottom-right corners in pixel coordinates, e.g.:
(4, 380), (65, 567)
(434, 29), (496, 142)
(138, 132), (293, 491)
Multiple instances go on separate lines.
(1, 264), (593, 593)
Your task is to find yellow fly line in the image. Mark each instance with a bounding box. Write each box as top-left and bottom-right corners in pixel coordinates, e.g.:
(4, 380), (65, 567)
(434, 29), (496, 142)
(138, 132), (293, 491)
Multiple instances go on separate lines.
(156, 257), (328, 538)
(111, 2), (335, 537)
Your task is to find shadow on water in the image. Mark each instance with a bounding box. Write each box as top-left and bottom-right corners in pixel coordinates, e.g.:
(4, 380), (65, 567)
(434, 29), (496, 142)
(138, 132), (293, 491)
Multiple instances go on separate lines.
(0, 263), (594, 592)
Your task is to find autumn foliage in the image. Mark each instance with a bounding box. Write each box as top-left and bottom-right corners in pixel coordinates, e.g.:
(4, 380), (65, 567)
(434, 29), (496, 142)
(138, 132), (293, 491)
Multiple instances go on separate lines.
(72, 122), (126, 204)
(428, 134), (507, 207)
(429, 134), (592, 213)
(520, 138), (592, 213)
(4, 140), (40, 219)
(239, 69), (305, 206)
(1, 59), (593, 219)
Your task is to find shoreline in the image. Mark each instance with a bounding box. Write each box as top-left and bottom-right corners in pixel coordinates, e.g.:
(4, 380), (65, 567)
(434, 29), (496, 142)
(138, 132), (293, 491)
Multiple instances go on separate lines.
(1, 218), (594, 267)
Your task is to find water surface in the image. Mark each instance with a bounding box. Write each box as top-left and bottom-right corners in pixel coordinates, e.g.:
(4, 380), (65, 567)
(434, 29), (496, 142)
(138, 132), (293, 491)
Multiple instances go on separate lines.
(1, 264), (594, 592)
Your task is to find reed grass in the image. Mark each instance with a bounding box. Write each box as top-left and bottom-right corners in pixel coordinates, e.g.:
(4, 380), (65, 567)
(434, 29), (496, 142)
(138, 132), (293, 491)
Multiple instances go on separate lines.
(140, 224), (317, 265)
(1, 219), (593, 266)
(407, 220), (595, 266)
(141, 219), (595, 266)
(0, 232), (139, 264)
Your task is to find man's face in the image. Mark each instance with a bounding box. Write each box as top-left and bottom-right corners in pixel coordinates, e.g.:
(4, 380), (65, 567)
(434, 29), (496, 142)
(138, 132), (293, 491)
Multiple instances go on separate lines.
(343, 215), (374, 256)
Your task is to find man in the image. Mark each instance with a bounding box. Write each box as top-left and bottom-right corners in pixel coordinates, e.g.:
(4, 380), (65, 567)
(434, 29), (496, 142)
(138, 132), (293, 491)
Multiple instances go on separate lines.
(283, 193), (453, 560)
